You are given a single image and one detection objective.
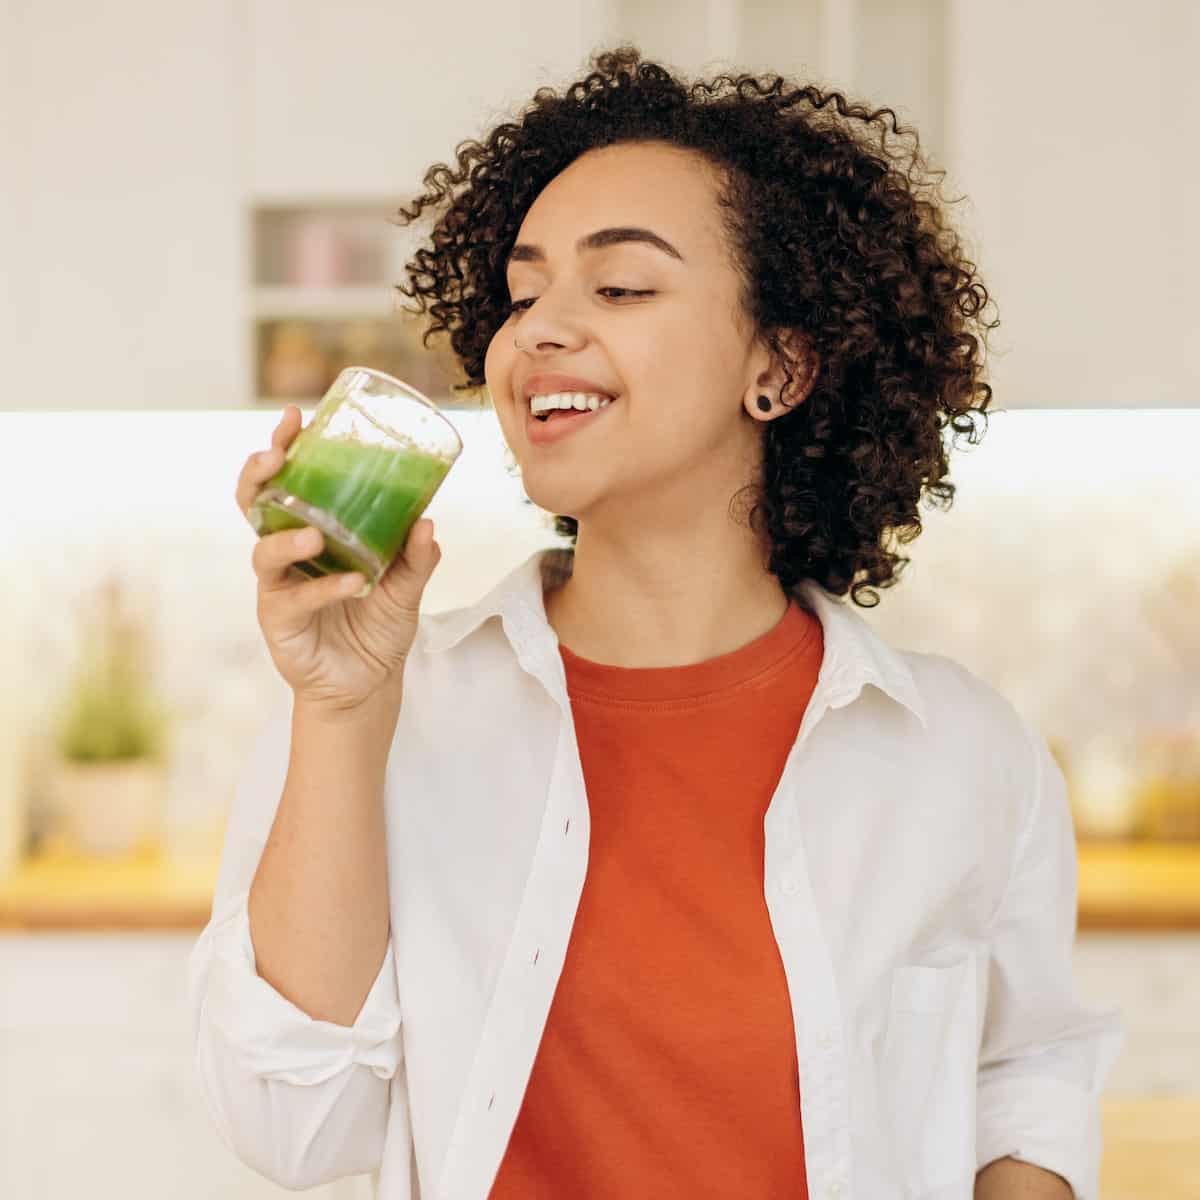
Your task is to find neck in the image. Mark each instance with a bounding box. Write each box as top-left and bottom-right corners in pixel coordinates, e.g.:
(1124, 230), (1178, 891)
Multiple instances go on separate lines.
(542, 533), (790, 669)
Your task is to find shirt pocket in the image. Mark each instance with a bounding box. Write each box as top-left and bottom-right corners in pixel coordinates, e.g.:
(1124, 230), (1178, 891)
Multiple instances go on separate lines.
(879, 952), (978, 1199)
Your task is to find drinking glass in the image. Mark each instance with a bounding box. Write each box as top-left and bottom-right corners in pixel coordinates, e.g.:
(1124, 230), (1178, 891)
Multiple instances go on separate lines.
(248, 367), (462, 598)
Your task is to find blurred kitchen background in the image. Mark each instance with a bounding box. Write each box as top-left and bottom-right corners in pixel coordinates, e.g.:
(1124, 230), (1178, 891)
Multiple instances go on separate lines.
(2, 2), (1198, 1198)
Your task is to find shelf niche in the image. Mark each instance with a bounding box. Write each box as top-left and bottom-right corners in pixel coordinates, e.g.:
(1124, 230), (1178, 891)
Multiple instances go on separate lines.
(250, 202), (469, 409)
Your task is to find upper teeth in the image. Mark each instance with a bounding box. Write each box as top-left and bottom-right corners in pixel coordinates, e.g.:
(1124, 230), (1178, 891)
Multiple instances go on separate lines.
(529, 392), (614, 415)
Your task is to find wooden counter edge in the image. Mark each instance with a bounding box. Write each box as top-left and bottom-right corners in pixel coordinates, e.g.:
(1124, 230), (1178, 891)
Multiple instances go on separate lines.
(0, 902), (215, 932)
(1076, 841), (1200, 932)
(1, 841), (1198, 933)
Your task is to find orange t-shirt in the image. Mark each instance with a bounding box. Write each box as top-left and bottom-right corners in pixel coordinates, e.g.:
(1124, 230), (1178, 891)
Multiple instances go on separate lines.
(489, 596), (824, 1199)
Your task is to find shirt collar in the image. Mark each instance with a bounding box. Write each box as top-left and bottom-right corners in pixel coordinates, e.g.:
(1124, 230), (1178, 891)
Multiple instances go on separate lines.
(418, 547), (927, 728)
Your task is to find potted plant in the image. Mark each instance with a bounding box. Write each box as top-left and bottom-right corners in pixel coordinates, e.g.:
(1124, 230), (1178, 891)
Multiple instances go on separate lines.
(47, 574), (172, 859)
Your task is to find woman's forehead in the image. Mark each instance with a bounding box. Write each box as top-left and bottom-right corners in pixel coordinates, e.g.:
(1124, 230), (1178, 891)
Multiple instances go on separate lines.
(515, 146), (725, 264)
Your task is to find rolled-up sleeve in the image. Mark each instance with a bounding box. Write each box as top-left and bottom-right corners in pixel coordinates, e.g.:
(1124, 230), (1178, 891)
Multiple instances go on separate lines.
(975, 717), (1127, 1200)
(185, 696), (404, 1190)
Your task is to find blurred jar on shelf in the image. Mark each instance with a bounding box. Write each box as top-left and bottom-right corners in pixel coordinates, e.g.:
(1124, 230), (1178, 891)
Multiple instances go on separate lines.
(1131, 729), (1200, 840)
(262, 322), (330, 399)
(289, 214), (351, 287)
(330, 320), (383, 377)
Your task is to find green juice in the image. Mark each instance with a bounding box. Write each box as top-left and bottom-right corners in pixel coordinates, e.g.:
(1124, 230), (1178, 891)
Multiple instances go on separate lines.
(251, 436), (452, 586)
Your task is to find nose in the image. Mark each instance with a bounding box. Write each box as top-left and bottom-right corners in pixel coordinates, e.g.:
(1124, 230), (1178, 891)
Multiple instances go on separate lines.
(511, 288), (588, 353)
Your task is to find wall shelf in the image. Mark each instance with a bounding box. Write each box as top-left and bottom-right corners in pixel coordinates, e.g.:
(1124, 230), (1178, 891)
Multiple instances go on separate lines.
(252, 285), (399, 320)
(248, 202), (459, 405)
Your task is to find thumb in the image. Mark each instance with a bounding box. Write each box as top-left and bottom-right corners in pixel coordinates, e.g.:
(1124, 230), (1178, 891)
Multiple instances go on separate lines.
(416, 518), (441, 569)
(395, 517), (441, 584)
(347, 518), (443, 666)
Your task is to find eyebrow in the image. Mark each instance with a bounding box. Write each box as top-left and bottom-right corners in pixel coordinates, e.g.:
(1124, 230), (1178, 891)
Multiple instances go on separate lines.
(506, 226), (685, 270)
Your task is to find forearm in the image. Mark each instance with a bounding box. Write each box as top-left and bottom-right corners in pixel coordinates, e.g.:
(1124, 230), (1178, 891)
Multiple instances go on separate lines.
(248, 684), (404, 1027)
(975, 1156), (1074, 1199)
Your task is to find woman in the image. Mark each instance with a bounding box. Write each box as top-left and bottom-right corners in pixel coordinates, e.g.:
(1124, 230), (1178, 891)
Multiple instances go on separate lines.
(191, 47), (1124, 1200)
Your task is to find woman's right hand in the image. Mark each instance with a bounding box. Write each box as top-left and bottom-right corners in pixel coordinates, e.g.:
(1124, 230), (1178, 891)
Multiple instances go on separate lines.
(235, 405), (443, 715)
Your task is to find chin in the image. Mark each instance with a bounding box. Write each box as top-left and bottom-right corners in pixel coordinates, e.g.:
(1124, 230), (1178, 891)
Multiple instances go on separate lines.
(522, 479), (583, 517)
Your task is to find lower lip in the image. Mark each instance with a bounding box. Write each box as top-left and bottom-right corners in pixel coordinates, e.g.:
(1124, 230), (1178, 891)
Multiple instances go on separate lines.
(525, 399), (616, 446)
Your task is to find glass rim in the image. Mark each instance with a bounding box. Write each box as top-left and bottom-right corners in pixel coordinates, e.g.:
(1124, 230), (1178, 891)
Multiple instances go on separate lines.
(337, 365), (464, 457)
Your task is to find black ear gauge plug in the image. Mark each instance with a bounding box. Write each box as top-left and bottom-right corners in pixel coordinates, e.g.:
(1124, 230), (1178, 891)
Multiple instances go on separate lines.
(757, 395), (772, 412)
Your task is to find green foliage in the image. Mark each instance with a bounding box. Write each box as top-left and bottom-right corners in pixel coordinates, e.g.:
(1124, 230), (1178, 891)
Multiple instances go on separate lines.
(51, 577), (170, 765)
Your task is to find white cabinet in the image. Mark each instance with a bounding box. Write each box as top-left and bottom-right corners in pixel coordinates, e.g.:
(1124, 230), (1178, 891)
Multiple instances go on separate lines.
(1, 0), (243, 411)
(756, 0), (1200, 410)
(1073, 932), (1200, 1095)
(0, 934), (373, 1200)
(0, 0), (21, 407)
(0, 1034), (285, 1199)
(246, 0), (605, 200)
(6, 0), (1196, 411)
(943, 0), (1200, 408)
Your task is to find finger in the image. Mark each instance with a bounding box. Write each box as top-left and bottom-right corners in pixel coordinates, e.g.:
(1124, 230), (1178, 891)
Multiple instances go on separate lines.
(271, 404), (303, 450)
(235, 444), (287, 517)
(406, 518), (441, 568)
(252, 525), (325, 591)
(374, 518), (441, 600)
(269, 565), (364, 624)
(236, 407), (304, 517)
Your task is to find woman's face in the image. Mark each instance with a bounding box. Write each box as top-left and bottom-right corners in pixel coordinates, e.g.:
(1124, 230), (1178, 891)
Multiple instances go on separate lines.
(484, 140), (774, 537)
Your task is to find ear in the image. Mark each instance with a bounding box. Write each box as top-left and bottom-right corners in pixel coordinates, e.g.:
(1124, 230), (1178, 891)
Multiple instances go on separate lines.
(748, 330), (820, 418)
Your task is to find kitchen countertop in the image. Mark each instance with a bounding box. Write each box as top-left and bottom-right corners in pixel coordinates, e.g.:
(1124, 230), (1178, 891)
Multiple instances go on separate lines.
(0, 839), (1198, 932)
(1074, 840), (1200, 931)
(1099, 1096), (1200, 1199)
(0, 844), (218, 930)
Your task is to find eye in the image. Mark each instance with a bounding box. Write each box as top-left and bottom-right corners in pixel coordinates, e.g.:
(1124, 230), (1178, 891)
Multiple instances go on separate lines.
(597, 287), (655, 300)
(506, 288), (655, 316)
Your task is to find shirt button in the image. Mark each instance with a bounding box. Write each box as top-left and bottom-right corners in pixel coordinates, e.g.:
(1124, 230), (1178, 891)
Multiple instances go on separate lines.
(817, 1032), (834, 1050)
(780, 875), (800, 897)
(826, 1180), (844, 1198)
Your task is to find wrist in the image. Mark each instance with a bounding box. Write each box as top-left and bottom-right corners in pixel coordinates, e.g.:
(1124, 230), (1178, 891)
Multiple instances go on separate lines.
(293, 678), (405, 729)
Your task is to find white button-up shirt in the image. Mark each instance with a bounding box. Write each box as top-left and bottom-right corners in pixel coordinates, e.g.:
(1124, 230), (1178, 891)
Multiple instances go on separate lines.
(188, 546), (1126, 1200)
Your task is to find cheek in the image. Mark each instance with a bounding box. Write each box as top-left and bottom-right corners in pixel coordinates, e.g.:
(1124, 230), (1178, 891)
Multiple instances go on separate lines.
(483, 331), (515, 407)
(483, 329), (505, 383)
(632, 348), (732, 439)
(632, 303), (734, 398)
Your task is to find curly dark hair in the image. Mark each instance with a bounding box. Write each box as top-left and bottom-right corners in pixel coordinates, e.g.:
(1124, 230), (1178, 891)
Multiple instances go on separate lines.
(393, 45), (997, 606)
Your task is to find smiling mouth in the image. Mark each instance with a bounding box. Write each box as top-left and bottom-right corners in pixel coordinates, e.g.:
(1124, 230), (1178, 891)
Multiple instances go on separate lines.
(530, 399), (617, 423)
(524, 397), (618, 444)
(533, 409), (589, 423)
